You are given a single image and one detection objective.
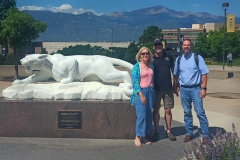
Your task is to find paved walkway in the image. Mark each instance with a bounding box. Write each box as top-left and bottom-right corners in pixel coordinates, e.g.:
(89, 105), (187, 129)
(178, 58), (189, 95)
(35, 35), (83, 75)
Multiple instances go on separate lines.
(0, 65), (240, 160)
(207, 65), (240, 71)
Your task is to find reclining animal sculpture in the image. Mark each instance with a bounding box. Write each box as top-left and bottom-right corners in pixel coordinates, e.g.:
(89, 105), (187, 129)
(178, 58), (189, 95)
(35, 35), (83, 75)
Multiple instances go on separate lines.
(12, 54), (133, 96)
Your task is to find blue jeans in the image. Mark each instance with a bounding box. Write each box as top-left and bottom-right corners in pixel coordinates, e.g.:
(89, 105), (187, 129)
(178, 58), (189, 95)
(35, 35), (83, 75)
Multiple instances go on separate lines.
(228, 60), (232, 67)
(134, 87), (155, 137)
(180, 86), (209, 137)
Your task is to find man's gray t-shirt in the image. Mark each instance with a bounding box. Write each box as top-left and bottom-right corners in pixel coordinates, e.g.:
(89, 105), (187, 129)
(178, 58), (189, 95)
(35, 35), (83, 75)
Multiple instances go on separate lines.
(227, 54), (232, 60)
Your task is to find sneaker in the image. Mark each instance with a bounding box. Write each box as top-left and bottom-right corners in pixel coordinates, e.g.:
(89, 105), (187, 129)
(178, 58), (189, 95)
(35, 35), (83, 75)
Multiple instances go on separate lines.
(202, 137), (211, 145)
(183, 135), (192, 142)
(152, 132), (159, 141)
(166, 132), (177, 141)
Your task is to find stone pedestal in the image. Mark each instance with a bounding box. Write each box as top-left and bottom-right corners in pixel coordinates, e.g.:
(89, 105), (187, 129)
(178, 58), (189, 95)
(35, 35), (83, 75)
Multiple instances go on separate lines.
(0, 99), (136, 139)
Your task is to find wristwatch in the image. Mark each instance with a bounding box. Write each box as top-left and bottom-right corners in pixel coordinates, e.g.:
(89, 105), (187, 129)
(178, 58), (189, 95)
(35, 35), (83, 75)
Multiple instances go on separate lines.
(202, 87), (207, 91)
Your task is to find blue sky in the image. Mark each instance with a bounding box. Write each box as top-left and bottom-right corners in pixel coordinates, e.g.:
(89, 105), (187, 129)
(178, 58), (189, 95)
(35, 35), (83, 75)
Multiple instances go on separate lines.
(17, 0), (240, 17)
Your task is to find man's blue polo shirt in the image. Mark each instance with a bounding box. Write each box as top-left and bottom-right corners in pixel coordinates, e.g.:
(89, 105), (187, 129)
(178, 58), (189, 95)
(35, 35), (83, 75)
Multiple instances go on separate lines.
(173, 52), (209, 86)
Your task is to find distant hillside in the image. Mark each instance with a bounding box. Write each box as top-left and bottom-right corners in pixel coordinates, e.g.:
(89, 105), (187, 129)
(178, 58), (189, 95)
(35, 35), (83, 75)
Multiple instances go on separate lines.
(23, 5), (240, 42)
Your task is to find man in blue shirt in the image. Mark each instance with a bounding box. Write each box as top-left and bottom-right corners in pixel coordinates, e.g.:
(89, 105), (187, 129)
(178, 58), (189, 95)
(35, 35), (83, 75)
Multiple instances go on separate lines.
(173, 38), (209, 143)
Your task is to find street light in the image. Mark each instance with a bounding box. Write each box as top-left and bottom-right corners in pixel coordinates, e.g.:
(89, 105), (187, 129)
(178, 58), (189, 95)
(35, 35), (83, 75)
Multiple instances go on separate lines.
(169, 28), (172, 43)
(2, 46), (6, 56)
(96, 29), (99, 42)
(203, 26), (206, 33)
(111, 28), (113, 56)
(177, 28), (180, 55)
(129, 29), (132, 42)
(222, 2), (229, 70)
(77, 29), (79, 41)
(111, 28), (113, 44)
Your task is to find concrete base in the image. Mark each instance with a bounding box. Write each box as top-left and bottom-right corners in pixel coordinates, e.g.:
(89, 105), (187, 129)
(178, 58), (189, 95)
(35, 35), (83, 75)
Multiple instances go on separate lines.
(0, 99), (136, 139)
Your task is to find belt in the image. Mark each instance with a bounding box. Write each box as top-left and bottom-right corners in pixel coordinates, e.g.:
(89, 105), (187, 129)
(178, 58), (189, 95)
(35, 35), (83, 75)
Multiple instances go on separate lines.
(141, 86), (154, 90)
(181, 84), (201, 88)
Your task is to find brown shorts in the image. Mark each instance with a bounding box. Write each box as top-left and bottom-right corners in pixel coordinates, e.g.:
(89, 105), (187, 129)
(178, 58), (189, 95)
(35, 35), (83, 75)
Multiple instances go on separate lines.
(154, 90), (174, 109)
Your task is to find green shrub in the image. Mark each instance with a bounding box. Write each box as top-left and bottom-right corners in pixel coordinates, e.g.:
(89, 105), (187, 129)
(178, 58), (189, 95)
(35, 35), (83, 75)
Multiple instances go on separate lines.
(233, 59), (240, 66)
(0, 54), (15, 65)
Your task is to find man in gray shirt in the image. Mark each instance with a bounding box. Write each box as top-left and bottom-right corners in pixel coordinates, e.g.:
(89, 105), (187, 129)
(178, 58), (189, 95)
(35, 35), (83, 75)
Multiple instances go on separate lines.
(227, 53), (233, 68)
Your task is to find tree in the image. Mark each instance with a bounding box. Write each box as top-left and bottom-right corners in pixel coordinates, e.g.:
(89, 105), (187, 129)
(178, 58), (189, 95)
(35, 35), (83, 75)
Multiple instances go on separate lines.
(138, 26), (163, 45)
(57, 44), (110, 56)
(0, 0), (16, 64)
(194, 27), (240, 61)
(207, 29), (240, 60)
(206, 30), (224, 60)
(57, 42), (140, 64)
(0, 53), (14, 65)
(194, 32), (209, 58)
(0, 8), (47, 79)
(124, 42), (140, 64)
(0, 0), (16, 21)
(225, 31), (240, 58)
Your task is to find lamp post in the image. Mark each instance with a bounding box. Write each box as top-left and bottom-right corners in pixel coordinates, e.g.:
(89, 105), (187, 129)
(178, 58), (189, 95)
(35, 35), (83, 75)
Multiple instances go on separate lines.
(222, 2), (229, 70)
(111, 28), (113, 43)
(203, 26), (206, 33)
(77, 29), (79, 41)
(96, 29), (99, 42)
(2, 46), (6, 56)
(169, 28), (172, 43)
(129, 29), (132, 42)
(177, 28), (180, 56)
(111, 28), (113, 56)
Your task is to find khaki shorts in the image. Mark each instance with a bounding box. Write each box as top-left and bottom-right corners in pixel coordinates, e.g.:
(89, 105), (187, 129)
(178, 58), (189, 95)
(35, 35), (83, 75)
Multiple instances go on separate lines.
(154, 90), (174, 109)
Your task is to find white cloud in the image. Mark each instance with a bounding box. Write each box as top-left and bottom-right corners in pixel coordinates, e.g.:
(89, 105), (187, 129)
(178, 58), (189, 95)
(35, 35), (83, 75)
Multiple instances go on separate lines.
(18, 4), (103, 16)
(18, 5), (45, 11)
(192, 4), (200, 7)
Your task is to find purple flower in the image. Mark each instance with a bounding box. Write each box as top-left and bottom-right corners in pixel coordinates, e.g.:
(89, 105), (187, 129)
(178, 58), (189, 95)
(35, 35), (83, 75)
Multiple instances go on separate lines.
(184, 123), (240, 159)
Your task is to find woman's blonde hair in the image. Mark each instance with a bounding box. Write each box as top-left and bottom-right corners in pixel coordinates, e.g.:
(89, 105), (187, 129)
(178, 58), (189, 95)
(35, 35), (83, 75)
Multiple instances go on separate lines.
(135, 47), (153, 62)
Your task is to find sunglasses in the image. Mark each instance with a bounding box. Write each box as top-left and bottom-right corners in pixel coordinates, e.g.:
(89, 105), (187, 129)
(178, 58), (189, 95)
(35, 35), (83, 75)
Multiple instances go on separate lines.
(154, 43), (162, 46)
(141, 52), (149, 56)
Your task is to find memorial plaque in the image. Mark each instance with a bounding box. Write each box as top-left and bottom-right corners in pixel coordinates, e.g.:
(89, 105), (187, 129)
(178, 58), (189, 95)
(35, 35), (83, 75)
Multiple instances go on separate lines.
(58, 110), (82, 129)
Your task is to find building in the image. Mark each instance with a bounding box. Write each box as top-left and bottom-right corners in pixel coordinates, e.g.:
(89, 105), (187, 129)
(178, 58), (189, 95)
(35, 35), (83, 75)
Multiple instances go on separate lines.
(162, 22), (240, 57)
(163, 22), (240, 44)
(0, 42), (43, 56)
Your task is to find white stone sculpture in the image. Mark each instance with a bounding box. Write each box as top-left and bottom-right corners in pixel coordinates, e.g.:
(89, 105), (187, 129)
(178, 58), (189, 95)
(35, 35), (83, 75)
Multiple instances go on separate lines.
(5, 54), (133, 100)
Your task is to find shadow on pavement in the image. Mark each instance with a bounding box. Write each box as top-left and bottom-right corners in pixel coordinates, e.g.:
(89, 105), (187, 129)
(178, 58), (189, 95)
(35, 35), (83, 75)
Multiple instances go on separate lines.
(151, 119), (198, 142)
(152, 123), (226, 142)
(192, 126), (226, 140)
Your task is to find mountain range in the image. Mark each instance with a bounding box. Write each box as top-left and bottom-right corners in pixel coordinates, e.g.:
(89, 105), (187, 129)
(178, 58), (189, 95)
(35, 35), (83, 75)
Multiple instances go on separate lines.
(23, 5), (240, 42)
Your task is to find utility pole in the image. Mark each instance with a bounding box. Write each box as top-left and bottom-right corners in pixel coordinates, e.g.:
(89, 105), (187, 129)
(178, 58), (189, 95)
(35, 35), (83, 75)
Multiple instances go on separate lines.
(177, 28), (180, 56)
(111, 28), (113, 57)
(169, 28), (172, 43)
(222, 2), (229, 70)
(77, 29), (79, 41)
(96, 29), (99, 42)
(130, 29), (132, 42)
